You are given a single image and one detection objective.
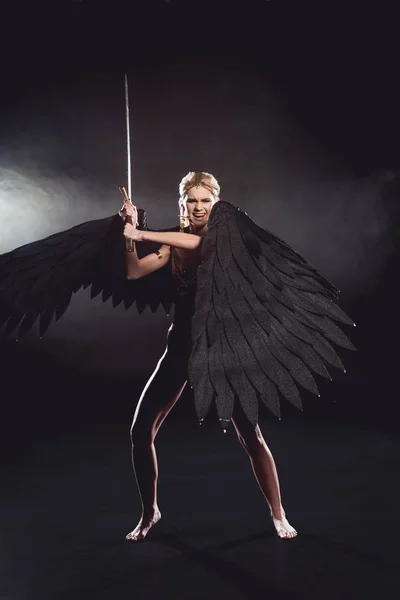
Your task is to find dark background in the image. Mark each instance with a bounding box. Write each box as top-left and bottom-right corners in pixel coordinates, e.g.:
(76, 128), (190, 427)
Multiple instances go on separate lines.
(0, 0), (399, 456)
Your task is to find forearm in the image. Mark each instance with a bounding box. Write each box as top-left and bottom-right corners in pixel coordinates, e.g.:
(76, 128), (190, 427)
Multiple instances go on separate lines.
(125, 243), (141, 279)
(139, 230), (201, 250)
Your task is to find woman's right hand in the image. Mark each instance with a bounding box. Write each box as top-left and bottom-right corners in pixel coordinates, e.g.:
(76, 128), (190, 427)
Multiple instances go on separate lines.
(119, 201), (138, 225)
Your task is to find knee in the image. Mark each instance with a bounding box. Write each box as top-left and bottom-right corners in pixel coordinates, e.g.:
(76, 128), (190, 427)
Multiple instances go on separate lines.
(130, 422), (154, 448)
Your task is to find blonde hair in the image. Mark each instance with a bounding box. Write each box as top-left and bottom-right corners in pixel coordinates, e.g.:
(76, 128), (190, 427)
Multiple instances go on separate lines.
(179, 171), (220, 200)
(171, 171), (221, 284)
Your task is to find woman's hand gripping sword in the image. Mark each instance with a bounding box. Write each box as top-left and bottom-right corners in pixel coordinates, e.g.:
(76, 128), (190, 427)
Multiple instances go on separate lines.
(119, 186), (138, 251)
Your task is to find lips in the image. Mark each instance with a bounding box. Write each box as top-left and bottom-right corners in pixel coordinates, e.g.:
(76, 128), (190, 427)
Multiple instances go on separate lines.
(193, 213), (206, 218)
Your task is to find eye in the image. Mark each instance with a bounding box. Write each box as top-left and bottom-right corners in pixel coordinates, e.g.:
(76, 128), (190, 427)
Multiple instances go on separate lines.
(187, 198), (211, 203)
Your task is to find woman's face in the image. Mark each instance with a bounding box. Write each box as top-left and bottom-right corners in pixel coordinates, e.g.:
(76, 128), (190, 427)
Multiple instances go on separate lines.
(182, 185), (219, 231)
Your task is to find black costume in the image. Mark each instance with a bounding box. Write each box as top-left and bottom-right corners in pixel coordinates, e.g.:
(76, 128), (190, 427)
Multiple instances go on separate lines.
(0, 200), (356, 430)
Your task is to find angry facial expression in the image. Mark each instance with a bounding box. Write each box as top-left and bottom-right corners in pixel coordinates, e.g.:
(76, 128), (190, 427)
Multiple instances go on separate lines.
(181, 185), (219, 233)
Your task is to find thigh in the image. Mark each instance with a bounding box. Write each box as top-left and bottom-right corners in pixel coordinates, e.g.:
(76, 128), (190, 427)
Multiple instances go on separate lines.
(131, 326), (189, 437)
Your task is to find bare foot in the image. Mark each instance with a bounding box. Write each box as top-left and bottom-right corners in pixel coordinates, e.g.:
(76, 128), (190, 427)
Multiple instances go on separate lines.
(271, 511), (298, 539)
(126, 509), (161, 542)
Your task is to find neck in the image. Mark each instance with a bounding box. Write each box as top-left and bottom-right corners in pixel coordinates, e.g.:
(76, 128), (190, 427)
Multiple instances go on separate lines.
(190, 223), (208, 237)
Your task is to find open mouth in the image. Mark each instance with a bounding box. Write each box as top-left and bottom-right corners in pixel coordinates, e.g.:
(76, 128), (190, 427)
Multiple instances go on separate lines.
(193, 214), (206, 219)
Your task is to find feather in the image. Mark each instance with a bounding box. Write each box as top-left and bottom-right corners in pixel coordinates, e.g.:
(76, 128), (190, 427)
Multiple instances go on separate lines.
(192, 367), (215, 422)
(0, 212), (179, 338)
(17, 310), (39, 338)
(189, 200), (356, 425)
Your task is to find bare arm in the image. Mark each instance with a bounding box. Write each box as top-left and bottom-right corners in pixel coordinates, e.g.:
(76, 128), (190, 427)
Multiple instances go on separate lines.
(138, 230), (202, 250)
(119, 202), (176, 280)
(121, 204), (202, 250)
(124, 229), (202, 279)
(121, 205), (202, 279)
(126, 243), (171, 280)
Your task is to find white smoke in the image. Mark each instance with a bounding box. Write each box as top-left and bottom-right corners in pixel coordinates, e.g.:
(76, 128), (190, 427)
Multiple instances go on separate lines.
(0, 66), (395, 375)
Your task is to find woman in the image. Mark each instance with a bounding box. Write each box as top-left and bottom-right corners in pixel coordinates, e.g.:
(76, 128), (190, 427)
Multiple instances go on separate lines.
(0, 171), (354, 542)
(121, 172), (298, 540)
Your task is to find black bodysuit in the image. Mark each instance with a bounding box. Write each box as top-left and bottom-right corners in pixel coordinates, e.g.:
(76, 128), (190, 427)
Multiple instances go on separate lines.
(165, 268), (197, 371)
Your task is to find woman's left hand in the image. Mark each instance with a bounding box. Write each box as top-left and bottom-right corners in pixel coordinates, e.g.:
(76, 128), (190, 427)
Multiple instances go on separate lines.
(123, 223), (144, 242)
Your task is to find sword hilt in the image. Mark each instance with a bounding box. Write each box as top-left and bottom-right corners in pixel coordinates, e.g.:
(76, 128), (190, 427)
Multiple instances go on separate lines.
(119, 186), (134, 252)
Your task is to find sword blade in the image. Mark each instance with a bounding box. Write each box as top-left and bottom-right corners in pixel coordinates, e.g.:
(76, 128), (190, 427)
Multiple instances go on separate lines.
(124, 73), (132, 200)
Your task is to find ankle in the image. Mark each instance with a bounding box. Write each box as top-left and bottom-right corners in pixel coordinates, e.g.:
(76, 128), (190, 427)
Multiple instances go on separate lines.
(271, 506), (286, 521)
(143, 506), (160, 519)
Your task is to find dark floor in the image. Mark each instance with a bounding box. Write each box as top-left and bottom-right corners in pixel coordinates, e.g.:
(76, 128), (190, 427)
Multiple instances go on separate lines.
(1, 412), (399, 600)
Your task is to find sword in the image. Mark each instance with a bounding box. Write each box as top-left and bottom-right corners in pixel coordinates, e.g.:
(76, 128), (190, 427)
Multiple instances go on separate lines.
(119, 73), (135, 252)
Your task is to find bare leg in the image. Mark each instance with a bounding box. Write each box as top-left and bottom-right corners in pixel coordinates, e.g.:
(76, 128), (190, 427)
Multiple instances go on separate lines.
(231, 403), (297, 539)
(126, 338), (188, 542)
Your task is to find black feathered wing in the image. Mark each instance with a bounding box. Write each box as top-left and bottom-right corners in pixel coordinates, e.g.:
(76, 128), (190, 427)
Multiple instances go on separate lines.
(188, 201), (356, 429)
(0, 209), (179, 338)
